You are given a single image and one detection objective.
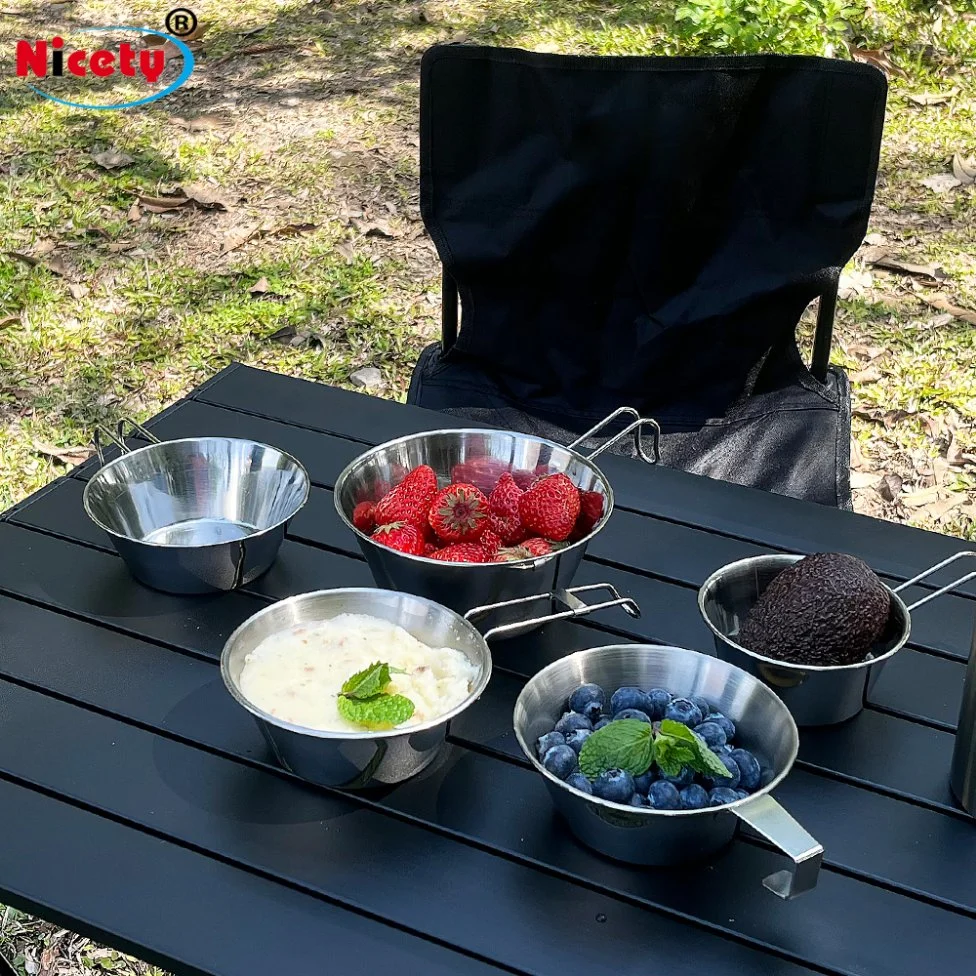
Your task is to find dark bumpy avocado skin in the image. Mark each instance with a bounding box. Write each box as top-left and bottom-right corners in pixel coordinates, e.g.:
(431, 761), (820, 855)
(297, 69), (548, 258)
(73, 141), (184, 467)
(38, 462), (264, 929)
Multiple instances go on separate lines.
(737, 553), (891, 666)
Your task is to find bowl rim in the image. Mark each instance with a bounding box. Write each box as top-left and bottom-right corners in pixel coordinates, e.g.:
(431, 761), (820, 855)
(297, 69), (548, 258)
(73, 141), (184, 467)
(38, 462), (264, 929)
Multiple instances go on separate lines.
(513, 643), (800, 817)
(220, 586), (493, 740)
(332, 426), (615, 565)
(697, 553), (912, 673)
(82, 436), (311, 549)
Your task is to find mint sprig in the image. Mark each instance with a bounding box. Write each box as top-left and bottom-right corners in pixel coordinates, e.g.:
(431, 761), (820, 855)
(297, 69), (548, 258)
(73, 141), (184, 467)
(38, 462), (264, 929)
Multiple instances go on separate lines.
(577, 718), (734, 781)
(338, 661), (414, 729)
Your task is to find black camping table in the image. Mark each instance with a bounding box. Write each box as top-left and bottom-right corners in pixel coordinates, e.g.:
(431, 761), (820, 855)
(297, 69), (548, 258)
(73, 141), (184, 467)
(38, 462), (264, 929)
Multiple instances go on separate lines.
(0, 363), (974, 976)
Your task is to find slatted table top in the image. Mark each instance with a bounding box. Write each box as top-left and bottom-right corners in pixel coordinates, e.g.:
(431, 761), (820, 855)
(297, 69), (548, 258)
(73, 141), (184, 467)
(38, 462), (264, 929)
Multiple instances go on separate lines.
(1, 363), (974, 976)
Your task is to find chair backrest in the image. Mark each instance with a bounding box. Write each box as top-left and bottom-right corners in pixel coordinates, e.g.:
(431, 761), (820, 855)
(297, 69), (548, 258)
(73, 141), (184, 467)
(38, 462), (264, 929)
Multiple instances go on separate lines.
(420, 45), (886, 421)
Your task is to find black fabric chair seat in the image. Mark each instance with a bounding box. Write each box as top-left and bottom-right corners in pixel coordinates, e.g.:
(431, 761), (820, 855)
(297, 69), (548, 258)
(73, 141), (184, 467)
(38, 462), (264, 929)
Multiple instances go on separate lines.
(408, 46), (886, 508)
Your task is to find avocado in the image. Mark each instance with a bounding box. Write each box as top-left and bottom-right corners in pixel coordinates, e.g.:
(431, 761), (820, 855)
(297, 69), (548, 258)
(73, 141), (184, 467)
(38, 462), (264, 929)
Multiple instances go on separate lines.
(736, 552), (891, 667)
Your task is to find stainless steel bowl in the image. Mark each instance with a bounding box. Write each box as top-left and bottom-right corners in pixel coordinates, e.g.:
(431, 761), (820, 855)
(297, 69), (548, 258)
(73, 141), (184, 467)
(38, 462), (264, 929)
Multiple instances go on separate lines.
(699, 552), (976, 726)
(220, 588), (493, 789)
(333, 409), (659, 636)
(84, 421), (309, 594)
(514, 645), (823, 899)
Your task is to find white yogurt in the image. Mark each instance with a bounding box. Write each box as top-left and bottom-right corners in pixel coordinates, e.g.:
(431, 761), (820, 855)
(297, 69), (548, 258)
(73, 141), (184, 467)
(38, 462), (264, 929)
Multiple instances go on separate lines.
(238, 612), (479, 732)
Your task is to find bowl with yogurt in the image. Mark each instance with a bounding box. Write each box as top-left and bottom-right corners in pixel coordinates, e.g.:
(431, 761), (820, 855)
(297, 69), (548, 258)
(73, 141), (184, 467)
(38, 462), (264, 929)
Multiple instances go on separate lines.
(221, 587), (495, 788)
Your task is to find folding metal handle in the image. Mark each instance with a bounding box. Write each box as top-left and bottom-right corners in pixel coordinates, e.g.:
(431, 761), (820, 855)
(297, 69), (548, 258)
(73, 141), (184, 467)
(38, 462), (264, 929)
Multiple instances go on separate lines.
(464, 583), (641, 641)
(566, 407), (661, 465)
(733, 793), (823, 899)
(892, 551), (976, 612)
(93, 417), (160, 465)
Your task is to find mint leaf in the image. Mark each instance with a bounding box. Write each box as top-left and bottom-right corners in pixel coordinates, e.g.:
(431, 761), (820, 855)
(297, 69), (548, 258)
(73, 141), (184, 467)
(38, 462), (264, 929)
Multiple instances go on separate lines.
(337, 692), (415, 729)
(341, 661), (393, 699)
(653, 736), (697, 777)
(578, 719), (655, 779)
(658, 719), (731, 779)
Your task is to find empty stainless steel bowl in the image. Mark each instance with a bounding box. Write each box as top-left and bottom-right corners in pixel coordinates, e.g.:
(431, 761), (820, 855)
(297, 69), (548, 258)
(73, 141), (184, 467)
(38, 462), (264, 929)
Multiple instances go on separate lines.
(514, 644), (823, 899)
(84, 425), (309, 594)
(220, 587), (493, 789)
(699, 552), (976, 726)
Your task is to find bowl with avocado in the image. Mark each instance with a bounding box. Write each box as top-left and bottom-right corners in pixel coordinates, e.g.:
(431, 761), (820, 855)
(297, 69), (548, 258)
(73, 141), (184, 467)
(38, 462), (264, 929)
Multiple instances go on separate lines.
(698, 550), (976, 726)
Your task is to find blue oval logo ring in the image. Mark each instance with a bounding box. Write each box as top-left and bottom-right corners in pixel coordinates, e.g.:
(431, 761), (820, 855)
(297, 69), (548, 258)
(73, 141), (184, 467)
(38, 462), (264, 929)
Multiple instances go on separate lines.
(26, 26), (194, 111)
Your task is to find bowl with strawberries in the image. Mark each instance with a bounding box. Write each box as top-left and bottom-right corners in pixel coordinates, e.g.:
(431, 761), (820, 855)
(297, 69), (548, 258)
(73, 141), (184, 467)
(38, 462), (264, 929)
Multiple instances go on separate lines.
(334, 414), (657, 637)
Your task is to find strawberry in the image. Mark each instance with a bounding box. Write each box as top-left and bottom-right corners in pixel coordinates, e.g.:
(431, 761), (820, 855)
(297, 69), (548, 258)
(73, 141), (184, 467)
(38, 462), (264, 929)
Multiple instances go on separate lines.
(423, 542), (440, 557)
(479, 527), (502, 558)
(452, 457), (509, 494)
(430, 543), (488, 563)
(521, 537), (553, 557)
(511, 469), (537, 491)
(428, 483), (489, 543)
(374, 464), (438, 529)
(352, 501), (376, 535)
(487, 472), (526, 544)
(518, 473), (581, 542)
(371, 521), (425, 556)
(569, 489), (605, 541)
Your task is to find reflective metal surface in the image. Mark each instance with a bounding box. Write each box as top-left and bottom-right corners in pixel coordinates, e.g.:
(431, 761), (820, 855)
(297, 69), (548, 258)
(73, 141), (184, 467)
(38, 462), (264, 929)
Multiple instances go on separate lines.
(221, 588), (494, 789)
(333, 419), (651, 635)
(84, 431), (309, 594)
(513, 644), (822, 898)
(699, 551), (976, 727)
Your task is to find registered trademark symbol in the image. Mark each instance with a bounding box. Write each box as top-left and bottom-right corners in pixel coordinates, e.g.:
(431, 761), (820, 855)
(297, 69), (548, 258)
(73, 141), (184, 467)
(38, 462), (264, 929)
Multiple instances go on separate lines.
(165, 8), (198, 37)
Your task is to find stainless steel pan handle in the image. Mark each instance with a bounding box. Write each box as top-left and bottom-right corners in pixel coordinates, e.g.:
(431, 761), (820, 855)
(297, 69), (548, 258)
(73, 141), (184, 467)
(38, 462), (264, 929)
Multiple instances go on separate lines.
(93, 417), (160, 465)
(566, 407), (661, 465)
(733, 793), (824, 899)
(465, 583), (641, 641)
(892, 551), (976, 612)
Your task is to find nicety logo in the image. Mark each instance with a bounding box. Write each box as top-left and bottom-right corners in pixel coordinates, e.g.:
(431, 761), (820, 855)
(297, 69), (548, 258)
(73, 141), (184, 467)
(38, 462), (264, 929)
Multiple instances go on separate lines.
(14, 10), (197, 110)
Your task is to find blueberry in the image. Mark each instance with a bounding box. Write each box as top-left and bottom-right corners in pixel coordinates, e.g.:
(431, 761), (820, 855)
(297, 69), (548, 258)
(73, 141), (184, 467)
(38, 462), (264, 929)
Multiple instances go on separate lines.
(536, 731), (565, 759)
(647, 780), (681, 810)
(679, 784), (710, 810)
(729, 748), (762, 791)
(693, 721), (727, 749)
(645, 688), (671, 720)
(633, 769), (657, 794)
(592, 768), (636, 804)
(593, 717), (611, 731)
(709, 787), (741, 807)
(542, 744), (578, 779)
(664, 698), (703, 728)
(554, 711), (592, 735)
(566, 772), (594, 795)
(628, 793), (647, 807)
(610, 686), (649, 716)
(569, 683), (606, 715)
(614, 708), (652, 723)
(701, 753), (741, 790)
(662, 766), (694, 788)
(691, 695), (712, 720)
(707, 713), (736, 741)
(563, 728), (592, 755)
(582, 700), (604, 724)
(735, 789), (750, 801)
(712, 743), (733, 758)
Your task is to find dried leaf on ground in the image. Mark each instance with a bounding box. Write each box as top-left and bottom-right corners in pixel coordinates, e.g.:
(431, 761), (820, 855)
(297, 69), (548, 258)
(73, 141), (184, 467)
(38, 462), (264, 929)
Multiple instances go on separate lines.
(901, 486), (942, 507)
(920, 173), (963, 193)
(137, 184), (228, 213)
(351, 217), (397, 238)
(951, 153), (976, 185)
(336, 241), (355, 263)
(91, 149), (133, 170)
(106, 241), (137, 253)
(864, 232), (888, 246)
(850, 471), (882, 489)
(32, 442), (94, 466)
(4, 250), (67, 276)
(261, 222), (318, 238)
(249, 277), (270, 295)
(179, 182), (230, 210)
(839, 269), (873, 300)
(848, 44), (909, 79)
(137, 193), (190, 213)
(266, 324), (298, 343)
(861, 247), (947, 280)
(917, 294), (976, 325)
(850, 365), (883, 384)
(0, 313), (21, 328)
(877, 473), (903, 502)
(67, 283), (89, 299)
(127, 202), (142, 222)
(947, 433), (970, 467)
(906, 90), (958, 106)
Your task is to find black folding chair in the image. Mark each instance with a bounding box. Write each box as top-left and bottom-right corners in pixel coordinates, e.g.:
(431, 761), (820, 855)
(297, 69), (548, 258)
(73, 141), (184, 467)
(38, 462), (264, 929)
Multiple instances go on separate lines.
(0, 952), (15, 976)
(408, 46), (887, 507)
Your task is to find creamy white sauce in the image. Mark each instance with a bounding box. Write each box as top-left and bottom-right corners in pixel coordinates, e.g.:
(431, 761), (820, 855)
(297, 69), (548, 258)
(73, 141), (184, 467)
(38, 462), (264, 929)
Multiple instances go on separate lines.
(238, 613), (479, 732)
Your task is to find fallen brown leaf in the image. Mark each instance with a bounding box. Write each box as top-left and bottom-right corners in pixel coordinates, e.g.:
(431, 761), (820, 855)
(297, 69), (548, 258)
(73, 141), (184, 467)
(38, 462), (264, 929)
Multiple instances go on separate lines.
(902, 486), (943, 507)
(249, 276), (270, 295)
(92, 148), (133, 170)
(877, 473), (903, 503)
(137, 193), (190, 213)
(261, 222), (317, 238)
(850, 366), (883, 384)
(33, 442), (94, 466)
(947, 433), (968, 467)
(906, 89), (957, 106)
(848, 44), (909, 79)
(917, 294), (976, 326)
(180, 182), (229, 210)
(266, 324), (297, 343)
(127, 202), (142, 222)
(861, 246), (947, 281)
(107, 241), (137, 253)
(0, 313), (21, 328)
(336, 241), (355, 264)
(920, 173), (962, 193)
(951, 153), (976, 186)
(850, 471), (882, 490)
(930, 496), (966, 521)
(4, 250), (67, 276)
(864, 232), (888, 246)
(67, 283), (90, 299)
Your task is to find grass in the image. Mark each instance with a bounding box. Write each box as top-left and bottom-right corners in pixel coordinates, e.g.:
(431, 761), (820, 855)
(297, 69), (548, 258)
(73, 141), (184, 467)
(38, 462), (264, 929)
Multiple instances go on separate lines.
(0, 0), (975, 971)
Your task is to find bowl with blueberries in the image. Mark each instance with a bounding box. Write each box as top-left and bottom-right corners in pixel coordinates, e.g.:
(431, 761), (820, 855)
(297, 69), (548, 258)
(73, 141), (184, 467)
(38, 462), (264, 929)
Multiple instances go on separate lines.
(513, 644), (824, 899)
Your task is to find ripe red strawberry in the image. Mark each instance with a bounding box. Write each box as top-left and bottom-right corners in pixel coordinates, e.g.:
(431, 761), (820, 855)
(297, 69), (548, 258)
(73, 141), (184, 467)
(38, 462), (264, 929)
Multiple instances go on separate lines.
(374, 464), (437, 529)
(352, 501), (376, 534)
(487, 472), (526, 544)
(423, 542), (440, 557)
(511, 469), (537, 490)
(430, 543), (488, 563)
(569, 489), (605, 541)
(371, 521), (425, 556)
(521, 537), (553, 556)
(428, 483), (489, 543)
(518, 473), (581, 542)
(479, 527), (502, 557)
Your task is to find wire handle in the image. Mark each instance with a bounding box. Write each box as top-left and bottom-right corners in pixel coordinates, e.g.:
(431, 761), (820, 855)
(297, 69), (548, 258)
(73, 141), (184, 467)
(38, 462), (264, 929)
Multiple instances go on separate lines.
(566, 407), (661, 465)
(93, 418), (160, 465)
(892, 551), (976, 612)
